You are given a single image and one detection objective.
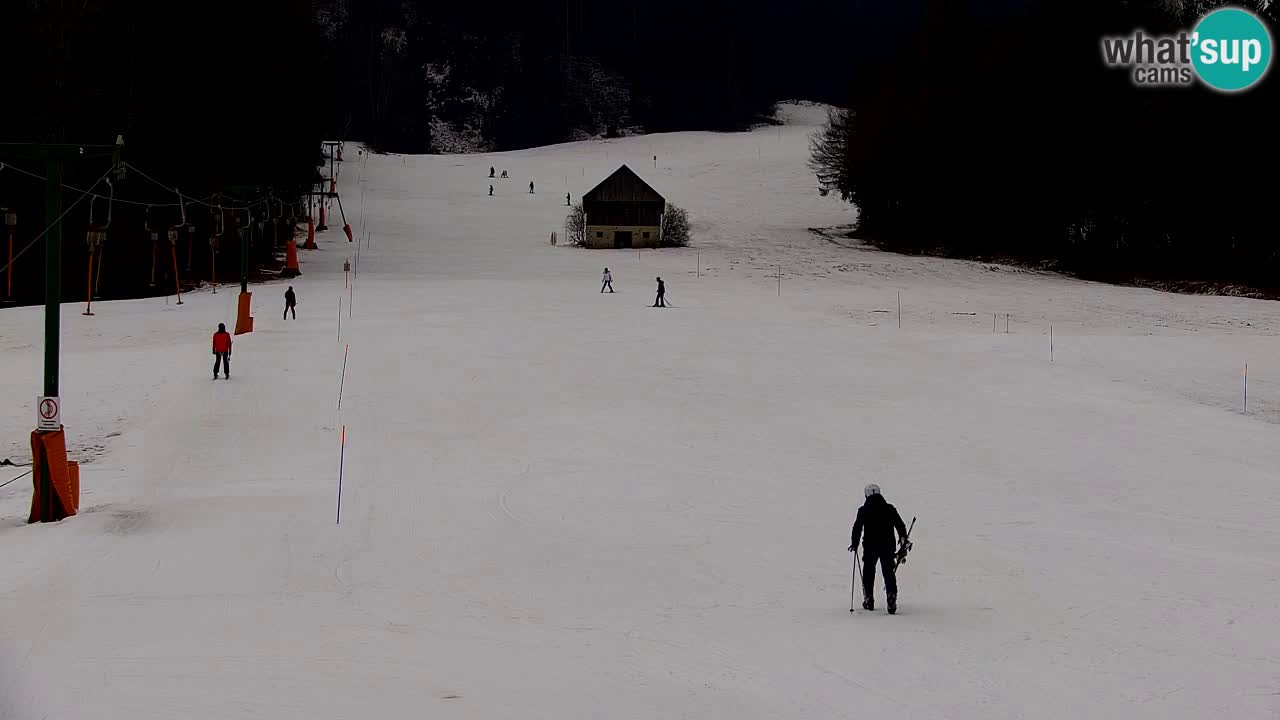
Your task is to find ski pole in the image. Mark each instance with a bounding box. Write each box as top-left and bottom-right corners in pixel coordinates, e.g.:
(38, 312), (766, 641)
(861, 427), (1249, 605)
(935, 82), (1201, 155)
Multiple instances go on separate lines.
(852, 551), (862, 612)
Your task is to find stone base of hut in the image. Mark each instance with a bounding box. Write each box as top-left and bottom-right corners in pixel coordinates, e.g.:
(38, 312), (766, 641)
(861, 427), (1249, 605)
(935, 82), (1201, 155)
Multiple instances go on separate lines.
(584, 225), (662, 249)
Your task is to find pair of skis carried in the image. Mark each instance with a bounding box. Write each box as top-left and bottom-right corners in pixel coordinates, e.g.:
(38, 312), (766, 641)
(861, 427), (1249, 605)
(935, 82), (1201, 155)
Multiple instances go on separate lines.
(849, 516), (915, 614)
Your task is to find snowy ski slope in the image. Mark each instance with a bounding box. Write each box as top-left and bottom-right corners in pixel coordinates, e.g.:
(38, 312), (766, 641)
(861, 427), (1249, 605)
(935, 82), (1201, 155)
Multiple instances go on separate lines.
(2, 104), (1279, 718)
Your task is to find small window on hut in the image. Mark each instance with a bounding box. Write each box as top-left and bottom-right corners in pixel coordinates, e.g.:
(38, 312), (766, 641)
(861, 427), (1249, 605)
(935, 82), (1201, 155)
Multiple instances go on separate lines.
(596, 232), (604, 238)
(643, 232), (651, 239)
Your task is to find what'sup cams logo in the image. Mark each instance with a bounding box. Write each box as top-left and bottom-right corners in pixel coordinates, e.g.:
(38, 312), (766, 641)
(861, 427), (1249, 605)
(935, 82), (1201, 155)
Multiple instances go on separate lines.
(1101, 7), (1273, 92)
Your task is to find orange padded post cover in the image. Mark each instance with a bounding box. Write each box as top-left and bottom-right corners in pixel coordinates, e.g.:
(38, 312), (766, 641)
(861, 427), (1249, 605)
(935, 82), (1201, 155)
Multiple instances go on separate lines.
(283, 239), (301, 277)
(29, 429), (78, 523)
(235, 291), (254, 335)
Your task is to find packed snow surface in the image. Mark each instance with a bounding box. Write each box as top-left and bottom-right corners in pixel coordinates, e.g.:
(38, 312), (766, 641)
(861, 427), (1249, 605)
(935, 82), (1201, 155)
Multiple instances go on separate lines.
(3, 106), (1279, 718)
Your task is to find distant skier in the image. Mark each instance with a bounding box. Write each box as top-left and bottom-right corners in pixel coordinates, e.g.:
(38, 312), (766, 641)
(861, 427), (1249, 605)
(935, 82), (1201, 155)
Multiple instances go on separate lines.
(566, 192), (571, 206)
(601, 268), (614, 293)
(653, 277), (666, 307)
(501, 170), (508, 179)
(529, 181), (535, 194)
(284, 286), (297, 320)
(212, 323), (233, 379)
(489, 166), (496, 178)
(848, 483), (909, 614)
(489, 185), (494, 197)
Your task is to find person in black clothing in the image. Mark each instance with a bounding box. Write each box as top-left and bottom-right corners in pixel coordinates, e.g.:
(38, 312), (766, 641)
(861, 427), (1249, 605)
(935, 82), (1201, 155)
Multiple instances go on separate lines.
(489, 166), (496, 178)
(653, 277), (666, 307)
(489, 184), (494, 196)
(284, 286), (297, 319)
(849, 483), (909, 613)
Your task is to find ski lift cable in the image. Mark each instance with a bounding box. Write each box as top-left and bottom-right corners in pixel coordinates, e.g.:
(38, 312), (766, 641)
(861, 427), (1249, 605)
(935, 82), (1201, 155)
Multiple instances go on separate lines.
(0, 162), (119, 277)
(2, 161), (182, 207)
(123, 163), (272, 211)
(0, 469), (34, 490)
(1, 161), (272, 210)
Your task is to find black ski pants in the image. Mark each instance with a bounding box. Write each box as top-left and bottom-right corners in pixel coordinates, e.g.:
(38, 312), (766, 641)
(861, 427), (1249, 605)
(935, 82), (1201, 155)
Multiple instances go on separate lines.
(213, 352), (231, 378)
(862, 548), (897, 599)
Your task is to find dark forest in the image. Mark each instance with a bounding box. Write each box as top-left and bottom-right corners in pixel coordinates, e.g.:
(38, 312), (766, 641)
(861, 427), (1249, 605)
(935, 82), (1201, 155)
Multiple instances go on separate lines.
(816, 0), (1279, 293)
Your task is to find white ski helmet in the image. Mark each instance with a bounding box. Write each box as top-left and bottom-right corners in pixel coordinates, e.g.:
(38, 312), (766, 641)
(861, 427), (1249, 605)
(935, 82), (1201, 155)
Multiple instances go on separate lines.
(864, 483), (881, 498)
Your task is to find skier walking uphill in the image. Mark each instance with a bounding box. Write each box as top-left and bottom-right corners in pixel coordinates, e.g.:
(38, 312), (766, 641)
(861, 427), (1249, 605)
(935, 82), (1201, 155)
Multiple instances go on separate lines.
(529, 181), (536, 194)
(601, 268), (614, 293)
(849, 483), (909, 613)
(653, 277), (667, 307)
(212, 323), (233, 380)
(283, 286), (297, 320)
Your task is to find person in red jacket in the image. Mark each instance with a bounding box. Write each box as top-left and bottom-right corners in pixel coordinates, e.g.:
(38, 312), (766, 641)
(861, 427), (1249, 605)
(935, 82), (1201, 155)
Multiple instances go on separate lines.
(212, 322), (233, 379)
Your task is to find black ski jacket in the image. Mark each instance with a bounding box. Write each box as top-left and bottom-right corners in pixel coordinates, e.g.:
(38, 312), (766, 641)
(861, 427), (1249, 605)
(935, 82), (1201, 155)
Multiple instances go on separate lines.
(851, 494), (908, 553)
(285, 289), (296, 306)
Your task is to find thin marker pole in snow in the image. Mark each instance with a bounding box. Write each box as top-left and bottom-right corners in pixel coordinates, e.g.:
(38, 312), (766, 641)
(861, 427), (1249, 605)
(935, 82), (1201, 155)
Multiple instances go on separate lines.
(897, 292), (901, 328)
(338, 343), (349, 410)
(338, 296), (341, 341)
(1050, 325), (1054, 362)
(1006, 313), (1010, 333)
(697, 252), (700, 278)
(336, 425), (346, 524)
(993, 313), (997, 333)
(349, 282), (353, 319)
(1244, 363), (1248, 413)
(777, 266), (781, 296)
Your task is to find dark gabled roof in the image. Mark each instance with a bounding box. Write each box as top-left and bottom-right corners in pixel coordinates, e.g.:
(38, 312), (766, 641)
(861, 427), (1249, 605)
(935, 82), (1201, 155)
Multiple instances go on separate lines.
(583, 165), (665, 204)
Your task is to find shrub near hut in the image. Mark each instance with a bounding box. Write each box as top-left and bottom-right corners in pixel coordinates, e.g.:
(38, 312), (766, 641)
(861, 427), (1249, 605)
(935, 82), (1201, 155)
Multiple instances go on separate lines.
(660, 204), (690, 247)
(566, 204), (587, 246)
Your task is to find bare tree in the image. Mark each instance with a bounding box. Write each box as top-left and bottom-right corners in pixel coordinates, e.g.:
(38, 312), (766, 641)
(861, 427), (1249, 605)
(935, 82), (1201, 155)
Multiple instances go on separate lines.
(660, 204), (691, 247)
(566, 203), (586, 246)
(809, 107), (852, 199)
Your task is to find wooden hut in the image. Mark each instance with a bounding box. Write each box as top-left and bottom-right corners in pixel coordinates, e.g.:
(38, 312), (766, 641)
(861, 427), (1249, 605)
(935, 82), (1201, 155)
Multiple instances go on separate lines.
(582, 165), (665, 249)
